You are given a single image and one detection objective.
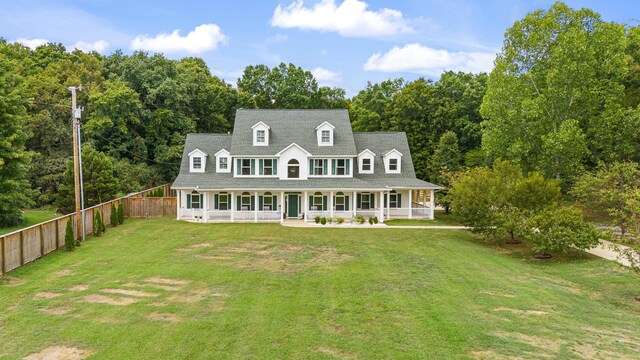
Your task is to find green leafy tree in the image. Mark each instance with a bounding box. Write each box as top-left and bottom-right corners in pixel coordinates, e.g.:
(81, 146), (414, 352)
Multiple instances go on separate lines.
(0, 54), (34, 226)
(64, 219), (75, 251)
(572, 162), (640, 237)
(55, 144), (119, 214)
(350, 78), (404, 132)
(117, 202), (124, 225)
(481, 2), (630, 182)
(526, 207), (600, 258)
(430, 131), (462, 214)
(110, 203), (118, 227)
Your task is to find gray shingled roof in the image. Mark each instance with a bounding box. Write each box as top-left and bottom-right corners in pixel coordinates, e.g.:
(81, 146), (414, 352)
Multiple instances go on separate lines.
(172, 130), (440, 190)
(229, 109), (357, 156)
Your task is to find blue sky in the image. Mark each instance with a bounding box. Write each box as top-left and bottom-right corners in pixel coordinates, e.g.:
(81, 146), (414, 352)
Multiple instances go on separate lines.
(1, 0), (638, 96)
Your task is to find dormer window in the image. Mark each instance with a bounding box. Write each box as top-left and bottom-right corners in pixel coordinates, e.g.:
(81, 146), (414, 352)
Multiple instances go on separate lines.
(188, 149), (207, 173)
(358, 149), (375, 174)
(252, 121), (270, 146)
(315, 121), (335, 146)
(215, 149), (230, 173)
(383, 149), (403, 174)
(321, 130), (330, 143)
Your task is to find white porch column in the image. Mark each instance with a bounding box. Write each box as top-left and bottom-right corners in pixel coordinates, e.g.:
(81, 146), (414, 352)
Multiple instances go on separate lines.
(280, 191), (284, 223)
(352, 191), (357, 218)
(176, 190), (181, 220)
(430, 189), (435, 220)
(408, 189), (413, 219)
(254, 191), (258, 223)
(386, 191), (390, 220)
(379, 191), (384, 222)
(304, 191), (308, 222)
(202, 192), (208, 223)
(329, 191), (334, 219)
(230, 191), (235, 222)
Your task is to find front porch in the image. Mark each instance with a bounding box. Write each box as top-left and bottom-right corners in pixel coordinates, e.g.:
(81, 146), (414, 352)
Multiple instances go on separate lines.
(175, 189), (435, 223)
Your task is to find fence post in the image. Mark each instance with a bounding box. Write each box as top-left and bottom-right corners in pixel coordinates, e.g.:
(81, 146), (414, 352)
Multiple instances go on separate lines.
(20, 231), (25, 266)
(1, 236), (6, 275)
(39, 224), (45, 258)
(55, 219), (60, 249)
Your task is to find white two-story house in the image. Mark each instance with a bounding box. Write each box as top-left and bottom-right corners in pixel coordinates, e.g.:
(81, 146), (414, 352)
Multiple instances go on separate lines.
(171, 109), (440, 222)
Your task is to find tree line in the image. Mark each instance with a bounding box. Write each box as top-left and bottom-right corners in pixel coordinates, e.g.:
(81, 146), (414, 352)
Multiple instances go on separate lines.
(1, 1), (640, 234)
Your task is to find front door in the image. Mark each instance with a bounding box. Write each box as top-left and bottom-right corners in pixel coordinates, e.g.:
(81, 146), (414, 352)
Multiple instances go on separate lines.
(287, 194), (299, 218)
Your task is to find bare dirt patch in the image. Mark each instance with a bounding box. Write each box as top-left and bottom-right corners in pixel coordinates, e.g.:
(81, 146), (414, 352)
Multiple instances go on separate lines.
(177, 243), (214, 252)
(493, 307), (548, 316)
(33, 292), (64, 300)
(23, 346), (93, 360)
(316, 346), (356, 359)
(123, 282), (181, 292)
(479, 290), (516, 298)
(69, 285), (89, 292)
(0, 275), (25, 286)
(54, 269), (74, 277)
(469, 350), (513, 359)
(81, 294), (139, 306)
(146, 312), (180, 322)
(101, 288), (159, 297)
(168, 294), (204, 303)
(144, 277), (190, 286)
(195, 254), (233, 260)
(39, 307), (73, 315)
(490, 331), (563, 353)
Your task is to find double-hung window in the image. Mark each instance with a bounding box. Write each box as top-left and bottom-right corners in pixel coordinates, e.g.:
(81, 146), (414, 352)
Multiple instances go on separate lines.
(313, 193), (323, 210)
(321, 130), (330, 143)
(219, 157), (228, 170)
(263, 195), (272, 211)
(389, 193), (397, 208)
(218, 193), (228, 211)
(241, 192), (251, 210)
(389, 158), (398, 171)
(241, 159), (251, 175)
(336, 159), (346, 175)
(335, 193), (345, 211)
(263, 159), (273, 175)
(361, 193), (370, 210)
(193, 157), (202, 170)
(256, 130), (266, 143)
(314, 159), (324, 175)
(362, 158), (371, 171)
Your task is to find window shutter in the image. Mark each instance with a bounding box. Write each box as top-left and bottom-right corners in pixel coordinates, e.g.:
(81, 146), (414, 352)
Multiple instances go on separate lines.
(371, 194), (375, 208)
(187, 194), (191, 208)
(237, 196), (241, 211)
(236, 159), (241, 175)
(332, 159), (336, 175)
(357, 194), (361, 208)
(384, 195), (387, 208)
(322, 196), (327, 211)
(273, 159), (278, 175)
(251, 159), (256, 175)
(214, 194), (219, 209)
(308, 196), (313, 210)
(259, 196), (263, 210)
(323, 159), (328, 175)
(309, 159), (314, 175)
(259, 159), (264, 175)
(345, 196), (350, 211)
(346, 159), (350, 175)
(250, 196), (255, 211)
(272, 196), (277, 210)
(397, 194), (402, 208)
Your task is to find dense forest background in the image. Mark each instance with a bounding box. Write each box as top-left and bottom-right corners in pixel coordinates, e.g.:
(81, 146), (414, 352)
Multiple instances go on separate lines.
(1, 2), (640, 226)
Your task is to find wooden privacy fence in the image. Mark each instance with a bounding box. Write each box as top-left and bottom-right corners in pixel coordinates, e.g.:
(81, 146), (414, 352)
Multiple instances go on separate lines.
(0, 184), (177, 275)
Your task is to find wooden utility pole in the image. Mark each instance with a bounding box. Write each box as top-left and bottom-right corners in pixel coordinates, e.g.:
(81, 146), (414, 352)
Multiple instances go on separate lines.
(69, 86), (82, 239)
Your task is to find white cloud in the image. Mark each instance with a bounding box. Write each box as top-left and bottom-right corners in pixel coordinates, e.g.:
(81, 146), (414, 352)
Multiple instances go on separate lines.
(311, 67), (341, 83)
(271, 0), (412, 37)
(72, 40), (109, 53)
(12, 37), (48, 49)
(364, 43), (495, 75)
(130, 24), (228, 54)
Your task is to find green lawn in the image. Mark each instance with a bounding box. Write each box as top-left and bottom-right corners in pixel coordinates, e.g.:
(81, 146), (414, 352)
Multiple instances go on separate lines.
(0, 208), (61, 236)
(1, 218), (639, 359)
(384, 210), (464, 226)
